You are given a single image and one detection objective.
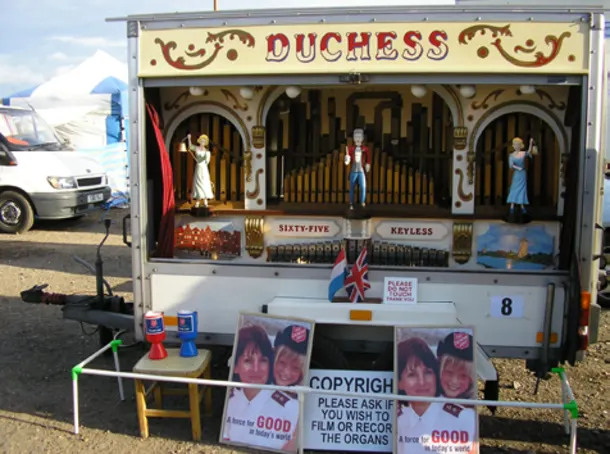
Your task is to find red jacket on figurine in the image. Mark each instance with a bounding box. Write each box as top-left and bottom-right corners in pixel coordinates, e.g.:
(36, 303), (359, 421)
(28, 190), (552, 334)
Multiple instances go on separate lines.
(346, 145), (371, 167)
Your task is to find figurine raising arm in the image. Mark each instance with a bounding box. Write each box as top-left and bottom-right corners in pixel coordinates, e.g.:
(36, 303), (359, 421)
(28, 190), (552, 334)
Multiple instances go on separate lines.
(344, 128), (371, 209)
(186, 134), (215, 208)
(506, 137), (538, 218)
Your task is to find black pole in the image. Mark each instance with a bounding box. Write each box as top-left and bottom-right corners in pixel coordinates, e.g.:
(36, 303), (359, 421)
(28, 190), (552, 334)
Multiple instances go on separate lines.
(96, 219), (112, 301)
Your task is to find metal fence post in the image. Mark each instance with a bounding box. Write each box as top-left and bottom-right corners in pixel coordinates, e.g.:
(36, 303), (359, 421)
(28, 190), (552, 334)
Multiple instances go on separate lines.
(298, 390), (306, 454)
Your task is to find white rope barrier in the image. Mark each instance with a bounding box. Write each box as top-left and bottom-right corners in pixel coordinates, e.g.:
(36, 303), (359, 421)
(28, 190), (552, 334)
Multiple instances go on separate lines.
(112, 347), (125, 402)
(72, 376), (79, 434)
(74, 341), (113, 369)
(71, 341), (580, 453)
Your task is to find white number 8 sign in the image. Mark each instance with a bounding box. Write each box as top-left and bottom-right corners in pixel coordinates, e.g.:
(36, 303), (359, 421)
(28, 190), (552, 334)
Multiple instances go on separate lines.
(490, 295), (525, 318)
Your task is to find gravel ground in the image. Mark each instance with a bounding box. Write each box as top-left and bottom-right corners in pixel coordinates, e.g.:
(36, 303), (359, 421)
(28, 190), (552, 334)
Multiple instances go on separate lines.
(0, 209), (608, 454)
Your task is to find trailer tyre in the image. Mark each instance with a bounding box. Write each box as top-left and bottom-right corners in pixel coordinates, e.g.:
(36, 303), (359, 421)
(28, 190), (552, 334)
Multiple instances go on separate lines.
(598, 292), (610, 309)
(99, 326), (116, 356)
(0, 190), (35, 234)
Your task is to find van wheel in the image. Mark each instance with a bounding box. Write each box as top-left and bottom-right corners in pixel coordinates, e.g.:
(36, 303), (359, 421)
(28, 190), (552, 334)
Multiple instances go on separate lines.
(0, 191), (35, 234)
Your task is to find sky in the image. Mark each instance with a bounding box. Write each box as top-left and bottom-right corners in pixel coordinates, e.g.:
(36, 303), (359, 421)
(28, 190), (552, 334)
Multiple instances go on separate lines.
(0, 0), (455, 98)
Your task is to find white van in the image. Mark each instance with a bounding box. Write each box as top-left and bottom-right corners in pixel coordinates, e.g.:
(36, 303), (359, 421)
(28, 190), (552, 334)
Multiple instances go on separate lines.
(0, 105), (111, 234)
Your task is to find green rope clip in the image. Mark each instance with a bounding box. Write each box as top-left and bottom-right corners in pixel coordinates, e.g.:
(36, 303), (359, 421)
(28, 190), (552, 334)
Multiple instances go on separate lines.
(110, 339), (123, 353)
(72, 366), (83, 381)
(564, 400), (579, 420)
(551, 367), (578, 418)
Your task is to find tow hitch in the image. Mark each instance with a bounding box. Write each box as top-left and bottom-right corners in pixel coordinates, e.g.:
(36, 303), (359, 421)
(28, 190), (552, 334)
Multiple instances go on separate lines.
(20, 218), (135, 344)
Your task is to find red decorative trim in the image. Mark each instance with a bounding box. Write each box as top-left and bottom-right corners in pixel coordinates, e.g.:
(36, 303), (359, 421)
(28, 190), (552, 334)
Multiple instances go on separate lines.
(455, 168), (473, 202)
(459, 24), (512, 43)
(459, 24), (572, 68)
(154, 29), (255, 71)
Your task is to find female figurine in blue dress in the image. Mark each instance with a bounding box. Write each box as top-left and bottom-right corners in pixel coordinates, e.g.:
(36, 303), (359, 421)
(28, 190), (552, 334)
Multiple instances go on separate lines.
(507, 137), (537, 217)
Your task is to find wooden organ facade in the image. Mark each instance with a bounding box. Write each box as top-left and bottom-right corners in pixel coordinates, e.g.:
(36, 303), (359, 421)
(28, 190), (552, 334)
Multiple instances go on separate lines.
(162, 85), (567, 222)
(266, 89), (454, 213)
(153, 83), (572, 271)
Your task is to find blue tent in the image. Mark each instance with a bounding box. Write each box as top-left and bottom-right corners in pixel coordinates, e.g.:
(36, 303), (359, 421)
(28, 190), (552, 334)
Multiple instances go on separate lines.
(2, 50), (131, 207)
(2, 50), (129, 147)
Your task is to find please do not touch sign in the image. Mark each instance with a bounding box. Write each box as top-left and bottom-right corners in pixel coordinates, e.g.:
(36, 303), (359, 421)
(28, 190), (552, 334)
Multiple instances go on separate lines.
(383, 277), (418, 304)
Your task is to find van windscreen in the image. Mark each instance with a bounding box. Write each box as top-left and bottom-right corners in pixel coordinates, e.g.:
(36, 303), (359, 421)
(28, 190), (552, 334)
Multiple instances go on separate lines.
(0, 109), (64, 151)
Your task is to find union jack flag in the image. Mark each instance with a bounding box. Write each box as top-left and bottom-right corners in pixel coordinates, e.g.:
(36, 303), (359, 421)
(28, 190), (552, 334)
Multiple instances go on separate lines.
(345, 247), (371, 303)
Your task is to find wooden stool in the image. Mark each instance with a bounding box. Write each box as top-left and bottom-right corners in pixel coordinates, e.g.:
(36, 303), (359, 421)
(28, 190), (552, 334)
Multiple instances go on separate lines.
(133, 348), (212, 440)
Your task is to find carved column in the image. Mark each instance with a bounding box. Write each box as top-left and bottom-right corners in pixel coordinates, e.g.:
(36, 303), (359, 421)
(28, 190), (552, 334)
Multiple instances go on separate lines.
(244, 125), (266, 210)
(451, 126), (475, 214)
(242, 86), (279, 211)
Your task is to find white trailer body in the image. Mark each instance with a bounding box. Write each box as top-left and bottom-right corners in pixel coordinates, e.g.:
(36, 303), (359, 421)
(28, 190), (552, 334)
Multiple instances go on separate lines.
(110, 2), (606, 378)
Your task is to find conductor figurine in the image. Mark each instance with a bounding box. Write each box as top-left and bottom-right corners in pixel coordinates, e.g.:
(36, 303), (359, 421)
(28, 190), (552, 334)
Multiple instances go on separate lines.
(344, 128), (371, 209)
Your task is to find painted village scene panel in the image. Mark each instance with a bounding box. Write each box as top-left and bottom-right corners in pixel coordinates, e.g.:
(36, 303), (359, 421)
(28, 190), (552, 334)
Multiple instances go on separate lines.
(149, 81), (574, 272)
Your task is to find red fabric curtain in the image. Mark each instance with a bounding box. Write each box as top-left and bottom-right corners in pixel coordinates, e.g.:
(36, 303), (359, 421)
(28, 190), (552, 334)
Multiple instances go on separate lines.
(146, 102), (175, 258)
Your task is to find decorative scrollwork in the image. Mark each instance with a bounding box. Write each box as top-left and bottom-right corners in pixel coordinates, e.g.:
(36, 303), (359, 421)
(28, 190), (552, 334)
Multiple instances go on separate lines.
(221, 89), (248, 111)
(245, 216), (265, 259)
(516, 87), (567, 111)
(453, 126), (468, 151)
(535, 89), (567, 111)
(458, 24), (573, 68)
(452, 222), (473, 265)
(243, 150), (253, 182)
(164, 90), (194, 111)
(471, 89), (505, 110)
(459, 24), (512, 42)
(455, 168), (474, 202)
(252, 125), (265, 149)
(153, 29), (255, 71)
(246, 169), (264, 199)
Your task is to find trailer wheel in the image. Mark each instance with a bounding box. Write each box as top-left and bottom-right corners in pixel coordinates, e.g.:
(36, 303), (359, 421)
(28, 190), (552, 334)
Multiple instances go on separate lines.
(0, 190), (35, 234)
(99, 326), (115, 356)
(598, 292), (610, 309)
(311, 334), (350, 370)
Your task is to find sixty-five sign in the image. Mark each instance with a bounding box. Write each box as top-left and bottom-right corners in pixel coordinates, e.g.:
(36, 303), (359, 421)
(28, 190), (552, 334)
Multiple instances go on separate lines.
(269, 219), (341, 238)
